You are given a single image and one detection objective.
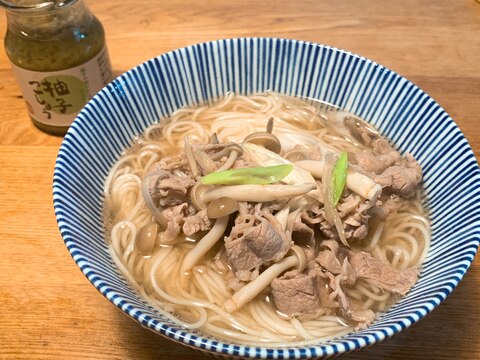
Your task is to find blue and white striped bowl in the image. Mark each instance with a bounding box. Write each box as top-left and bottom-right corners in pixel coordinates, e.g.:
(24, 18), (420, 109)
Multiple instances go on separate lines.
(53, 38), (480, 358)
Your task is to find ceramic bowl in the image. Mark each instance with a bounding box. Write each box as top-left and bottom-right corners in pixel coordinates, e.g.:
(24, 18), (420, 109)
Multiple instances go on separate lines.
(53, 38), (480, 358)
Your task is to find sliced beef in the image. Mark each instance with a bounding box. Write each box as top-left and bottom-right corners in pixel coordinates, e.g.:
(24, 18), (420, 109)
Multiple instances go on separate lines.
(288, 211), (316, 260)
(271, 270), (322, 318)
(318, 219), (339, 241)
(375, 155), (422, 198)
(160, 203), (189, 241)
(347, 251), (419, 295)
(347, 120), (423, 199)
(315, 240), (356, 285)
(232, 157), (255, 169)
(148, 170), (195, 207)
(301, 203), (324, 225)
(325, 271), (376, 329)
(351, 133), (422, 200)
(337, 193), (362, 218)
(237, 201), (264, 216)
(301, 196), (371, 241)
(371, 138), (393, 154)
(353, 150), (400, 175)
(271, 246), (416, 327)
(316, 240), (341, 271)
(193, 149), (217, 175)
(347, 298), (376, 328)
(382, 195), (404, 215)
(149, 154), (189, 173)
(341, 196), (370, 240)
(373, 194), (404, 219)
(182, 209), (211, 236)
(237, 201), (253, 215)
(224, 214), (291, 281)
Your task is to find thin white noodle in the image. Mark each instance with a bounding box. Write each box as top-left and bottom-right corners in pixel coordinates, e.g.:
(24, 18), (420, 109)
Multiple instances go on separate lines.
(291, 318), (315, 340)
(104, 92), (430, 345)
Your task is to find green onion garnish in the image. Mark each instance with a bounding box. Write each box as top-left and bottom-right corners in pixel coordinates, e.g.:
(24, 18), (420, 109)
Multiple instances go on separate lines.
(201, 164), (293, 185)
(331, 152), (348, 206)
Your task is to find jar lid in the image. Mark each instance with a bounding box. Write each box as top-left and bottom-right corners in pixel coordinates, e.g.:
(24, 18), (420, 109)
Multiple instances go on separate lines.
(0, 0), (78, 13)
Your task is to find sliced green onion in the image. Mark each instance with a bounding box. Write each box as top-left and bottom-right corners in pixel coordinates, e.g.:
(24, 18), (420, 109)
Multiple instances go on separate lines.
(201, 164), (293, 185)
(331, 152), (348, 206)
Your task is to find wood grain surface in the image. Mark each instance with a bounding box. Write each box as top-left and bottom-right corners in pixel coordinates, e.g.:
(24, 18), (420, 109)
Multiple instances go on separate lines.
(0, 0), (479, 359)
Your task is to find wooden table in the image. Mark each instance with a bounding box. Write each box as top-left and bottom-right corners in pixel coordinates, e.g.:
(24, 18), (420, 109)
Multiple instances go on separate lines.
(1, 0), (479, 358)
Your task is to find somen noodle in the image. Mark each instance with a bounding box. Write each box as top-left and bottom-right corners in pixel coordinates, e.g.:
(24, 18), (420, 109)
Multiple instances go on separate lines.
(104, 92), (430, 346)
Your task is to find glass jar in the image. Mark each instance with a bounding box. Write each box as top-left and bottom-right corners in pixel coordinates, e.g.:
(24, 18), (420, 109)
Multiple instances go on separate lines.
(3, 0), (113, 135)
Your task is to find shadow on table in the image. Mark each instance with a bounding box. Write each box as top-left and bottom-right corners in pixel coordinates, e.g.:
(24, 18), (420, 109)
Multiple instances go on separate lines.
(113, 259), (479, 360)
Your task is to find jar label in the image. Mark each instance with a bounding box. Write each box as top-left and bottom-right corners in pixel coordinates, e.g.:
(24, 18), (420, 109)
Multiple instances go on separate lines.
(10, 47), (113, 128)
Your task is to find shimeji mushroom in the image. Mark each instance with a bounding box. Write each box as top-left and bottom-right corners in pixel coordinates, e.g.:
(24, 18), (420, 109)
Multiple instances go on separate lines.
(206, 197), (239, 219)
(223, 245), (308, 313)
(201, 183), (316, 204)
(193, 149), (217, 175)
(294, 160), (382, 202)
(243, 118), (282, 154)
(190, 182), (211, 210)
(186, 138), (244, 175)
(210, 143), (243, 161)
(181, 197), (239, 272)
(184, 136), (200, 177)
(135, 222), (158, 255)
(140, 171), (169, 228)
(212, 144), (244, 171)
(180, 215), (230, 272)
(209, 132), (219, 144)
(190, 182), (315, 211)
(319, 111), (383, 146)
(244, 141), (382, 202)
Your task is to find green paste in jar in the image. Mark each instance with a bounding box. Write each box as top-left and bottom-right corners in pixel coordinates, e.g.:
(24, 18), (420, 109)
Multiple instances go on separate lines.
(4, 0), (111, 135)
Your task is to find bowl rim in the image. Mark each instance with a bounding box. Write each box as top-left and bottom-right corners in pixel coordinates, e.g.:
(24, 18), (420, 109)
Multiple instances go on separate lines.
(53, 37), (480, 359)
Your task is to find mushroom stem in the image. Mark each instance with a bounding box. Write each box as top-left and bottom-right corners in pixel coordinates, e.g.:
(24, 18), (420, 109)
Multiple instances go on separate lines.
(223, 246), (307, 313)
(194, 150), (217, 175)
(180, 215), (229, 272)
(294, 160), (382, 201)
(242, 143), (317, 189)
(211, 144), (243, 161)
(266, 117), (274, 133)
(210, 133), (219, 144)
(184, 137), (200, 177)
(216, 150), (239, 171)
(274, 204), (291, 232)
(140, 172), (169, 228)
(202, 183), (315, 203)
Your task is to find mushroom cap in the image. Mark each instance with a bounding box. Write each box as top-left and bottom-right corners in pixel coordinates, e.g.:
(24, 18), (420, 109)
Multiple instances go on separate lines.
(226, 143), (244, 155)
(211, 143), (244, 161)
(243, 132), (282, 154)
(135, 222), (158, 255)
(284, 147), (311, 162)
(190, 182), (210, 210)
(206, 197), (239, 218)
(289, 245), (307, 271)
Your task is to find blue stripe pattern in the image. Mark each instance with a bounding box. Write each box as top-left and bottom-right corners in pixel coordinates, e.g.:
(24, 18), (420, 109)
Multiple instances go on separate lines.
(53, 38), (480, 359)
